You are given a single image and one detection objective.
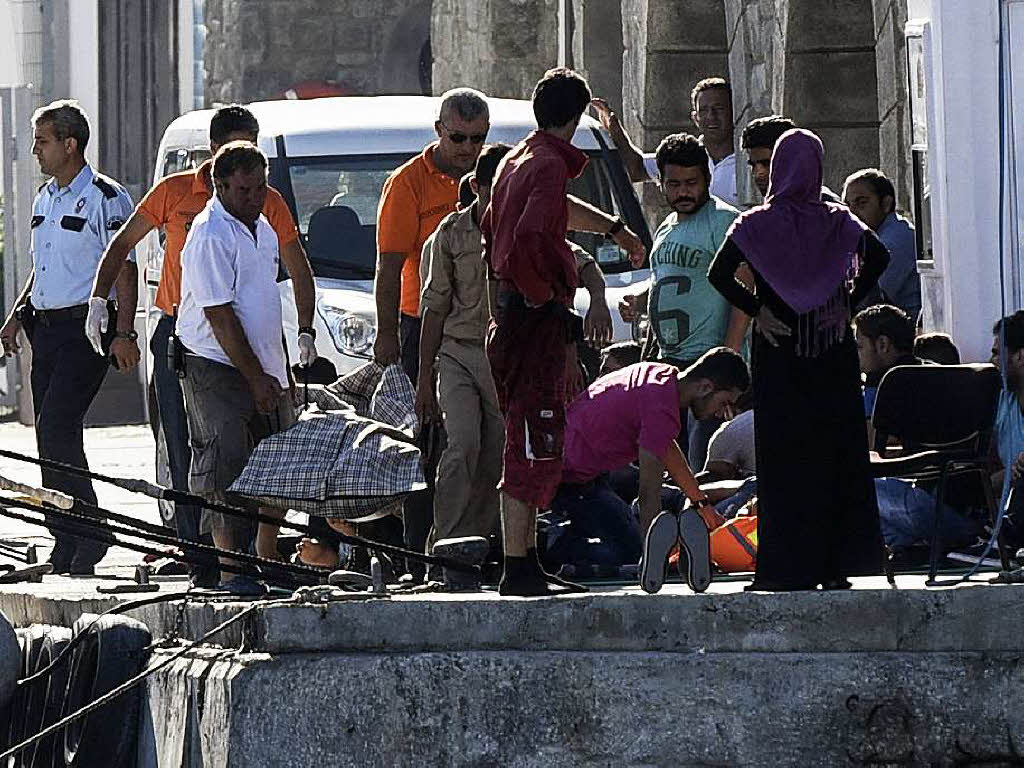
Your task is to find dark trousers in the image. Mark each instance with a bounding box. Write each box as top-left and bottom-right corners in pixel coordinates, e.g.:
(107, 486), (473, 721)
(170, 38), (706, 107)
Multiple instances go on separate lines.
(548, 476), (644, 569)
(400, 313), (434, 576)
(150, 314), (201, 544)
(27, 309), (111, 568)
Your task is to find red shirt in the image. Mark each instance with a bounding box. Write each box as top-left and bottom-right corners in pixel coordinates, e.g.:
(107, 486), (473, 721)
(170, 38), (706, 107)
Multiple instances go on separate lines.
(481, 131), (588, 305)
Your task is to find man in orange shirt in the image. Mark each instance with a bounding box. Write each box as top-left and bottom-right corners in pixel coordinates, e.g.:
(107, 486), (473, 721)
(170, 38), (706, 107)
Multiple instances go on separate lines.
(88, 105), (315, 577)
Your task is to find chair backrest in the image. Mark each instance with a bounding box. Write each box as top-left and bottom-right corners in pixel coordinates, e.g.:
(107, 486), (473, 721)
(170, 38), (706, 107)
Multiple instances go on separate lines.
(305, 205), (376, 271)
(871, 363), (1002, 453)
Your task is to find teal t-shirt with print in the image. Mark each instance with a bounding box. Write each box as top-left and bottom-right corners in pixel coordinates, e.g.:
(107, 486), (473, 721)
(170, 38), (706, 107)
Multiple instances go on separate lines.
(648, 195), (739, 363)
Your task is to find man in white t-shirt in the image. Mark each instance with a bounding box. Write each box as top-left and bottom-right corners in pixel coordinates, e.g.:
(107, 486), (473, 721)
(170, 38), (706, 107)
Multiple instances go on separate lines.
(177, 141), (316, 593)
(590, 78), (738, 206)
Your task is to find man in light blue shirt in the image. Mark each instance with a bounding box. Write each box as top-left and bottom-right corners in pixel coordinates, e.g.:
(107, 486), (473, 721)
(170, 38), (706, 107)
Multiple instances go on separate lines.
(992, 312), (1024, 516)
(843, 168), (922, 322)
(0, 100), (137, 574)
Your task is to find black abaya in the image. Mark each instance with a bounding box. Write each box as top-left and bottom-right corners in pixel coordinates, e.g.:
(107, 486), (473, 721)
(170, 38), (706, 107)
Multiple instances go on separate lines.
(708, 232), (890, 589)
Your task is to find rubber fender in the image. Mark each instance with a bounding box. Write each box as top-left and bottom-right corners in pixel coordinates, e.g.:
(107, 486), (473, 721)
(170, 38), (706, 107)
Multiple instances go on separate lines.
(0, 611), (19, 712)
(19, 626), (54, 767)
(0, 614), (22, 753)
(62, 614), (150, 768)
(27, 626), (73, 768)
(6, 625), (51, 767)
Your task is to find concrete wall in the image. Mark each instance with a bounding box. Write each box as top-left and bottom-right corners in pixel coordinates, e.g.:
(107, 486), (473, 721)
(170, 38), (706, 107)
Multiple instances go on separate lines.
(571, 0), (623, 107)
(203, 0), (432, 104)
(431, 0), (560, 98)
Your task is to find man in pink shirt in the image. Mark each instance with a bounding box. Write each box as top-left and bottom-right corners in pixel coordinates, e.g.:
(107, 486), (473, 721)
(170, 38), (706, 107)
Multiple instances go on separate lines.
(547, 348), (749, 577)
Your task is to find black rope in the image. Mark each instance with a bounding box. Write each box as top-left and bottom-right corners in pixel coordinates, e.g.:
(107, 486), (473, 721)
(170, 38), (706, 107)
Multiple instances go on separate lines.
(18, 589), (196, 688)
(0, 447), (477, 574)
(55, 492), (326, 581)
(0, 501), (315, 587)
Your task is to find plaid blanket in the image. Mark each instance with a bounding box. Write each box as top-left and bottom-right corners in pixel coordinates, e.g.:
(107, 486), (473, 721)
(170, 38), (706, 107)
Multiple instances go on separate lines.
(229, 363), (425, 520)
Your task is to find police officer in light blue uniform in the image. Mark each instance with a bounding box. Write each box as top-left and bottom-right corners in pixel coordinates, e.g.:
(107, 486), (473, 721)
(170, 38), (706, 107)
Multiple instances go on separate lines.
(0, 100), (138, 574)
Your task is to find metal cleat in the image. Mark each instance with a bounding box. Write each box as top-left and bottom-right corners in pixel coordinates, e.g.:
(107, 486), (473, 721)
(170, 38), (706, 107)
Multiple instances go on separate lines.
(0, 563), (52, 584)
(97, 563), (159, 594)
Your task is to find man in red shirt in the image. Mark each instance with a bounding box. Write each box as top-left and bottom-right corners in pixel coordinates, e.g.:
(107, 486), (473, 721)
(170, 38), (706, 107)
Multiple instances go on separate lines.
(483, 68), (644, 595)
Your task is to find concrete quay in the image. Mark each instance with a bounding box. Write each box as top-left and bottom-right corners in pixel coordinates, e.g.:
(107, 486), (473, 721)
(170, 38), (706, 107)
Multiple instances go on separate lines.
(4, 575), (1024, 766)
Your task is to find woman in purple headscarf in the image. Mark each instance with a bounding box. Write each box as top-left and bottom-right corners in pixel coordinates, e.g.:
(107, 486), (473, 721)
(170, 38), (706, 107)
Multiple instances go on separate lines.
(708, 129), (890, 591)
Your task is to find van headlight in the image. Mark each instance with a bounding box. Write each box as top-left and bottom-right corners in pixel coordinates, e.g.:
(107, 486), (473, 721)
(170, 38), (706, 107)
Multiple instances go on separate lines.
(316, 297), (376, 357)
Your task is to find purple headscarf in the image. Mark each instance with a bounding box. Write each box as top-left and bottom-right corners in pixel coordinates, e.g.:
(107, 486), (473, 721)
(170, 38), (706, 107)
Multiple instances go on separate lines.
(728, 129), (867, 315)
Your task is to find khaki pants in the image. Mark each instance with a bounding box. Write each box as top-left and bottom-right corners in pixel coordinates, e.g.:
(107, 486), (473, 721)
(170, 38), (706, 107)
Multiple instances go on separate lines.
(433, 339), (504, 543)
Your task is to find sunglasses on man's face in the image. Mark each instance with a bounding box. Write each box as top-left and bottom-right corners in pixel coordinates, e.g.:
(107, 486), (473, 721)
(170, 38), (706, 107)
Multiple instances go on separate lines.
(440, 120), (488, 144)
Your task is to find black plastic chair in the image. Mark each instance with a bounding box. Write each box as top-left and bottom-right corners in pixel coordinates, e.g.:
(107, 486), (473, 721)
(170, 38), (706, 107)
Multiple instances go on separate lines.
(869, 363), (1004, 582)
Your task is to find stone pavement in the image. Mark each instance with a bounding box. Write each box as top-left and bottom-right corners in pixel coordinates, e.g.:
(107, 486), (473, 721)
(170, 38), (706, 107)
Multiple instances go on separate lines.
(0, 421), (162, 573)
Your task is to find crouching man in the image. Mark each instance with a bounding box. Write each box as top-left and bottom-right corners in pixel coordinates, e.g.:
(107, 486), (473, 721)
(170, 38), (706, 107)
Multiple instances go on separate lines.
(553, 350), (749, 572)
(176, 142), (314, 593)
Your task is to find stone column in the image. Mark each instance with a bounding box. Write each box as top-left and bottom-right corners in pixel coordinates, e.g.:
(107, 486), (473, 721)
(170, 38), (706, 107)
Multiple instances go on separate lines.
(782, 0), (880, 193)
(723, 0), (787, 206)
(621, 0), (729, 219)
(432, 0), (560, 98)
(871, 0), (913, 216)
(571, 0), (623, 106)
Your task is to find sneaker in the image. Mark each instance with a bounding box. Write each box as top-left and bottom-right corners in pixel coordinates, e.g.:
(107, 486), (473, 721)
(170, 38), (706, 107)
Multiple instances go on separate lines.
(677, 510), (712, 593)
(640, 511), (679, 594)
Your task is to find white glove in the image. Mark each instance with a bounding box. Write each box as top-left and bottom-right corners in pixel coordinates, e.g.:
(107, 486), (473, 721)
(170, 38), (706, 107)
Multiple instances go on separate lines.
(84, 297), (108, 355)
(298, 331), (317, 367)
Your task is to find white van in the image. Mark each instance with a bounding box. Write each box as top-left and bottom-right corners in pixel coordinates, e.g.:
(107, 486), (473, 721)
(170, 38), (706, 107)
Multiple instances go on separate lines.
(140, 96), (652, 387)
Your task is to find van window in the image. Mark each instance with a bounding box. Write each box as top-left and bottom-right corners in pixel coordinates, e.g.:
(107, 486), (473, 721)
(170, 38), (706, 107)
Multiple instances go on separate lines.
(159, 148), (211, 178)
(284, 151), (635, 280)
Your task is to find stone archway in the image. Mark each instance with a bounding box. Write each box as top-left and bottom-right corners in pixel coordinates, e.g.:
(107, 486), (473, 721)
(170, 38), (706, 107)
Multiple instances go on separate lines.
(378, 0), (433, 95)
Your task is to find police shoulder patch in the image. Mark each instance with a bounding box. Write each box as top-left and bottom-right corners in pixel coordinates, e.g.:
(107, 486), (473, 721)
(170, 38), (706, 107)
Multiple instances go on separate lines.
(106, 217), (126, 231)
(92, 174), (118, 199)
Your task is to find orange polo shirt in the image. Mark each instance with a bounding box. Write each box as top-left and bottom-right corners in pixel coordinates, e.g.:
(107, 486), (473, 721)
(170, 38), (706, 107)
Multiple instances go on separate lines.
(138, 159), (299, 315)
(376, 143), (459, 317)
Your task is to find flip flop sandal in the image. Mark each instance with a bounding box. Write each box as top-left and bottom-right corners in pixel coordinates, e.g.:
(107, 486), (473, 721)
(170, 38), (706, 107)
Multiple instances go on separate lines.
(641, 511), (680, 594)
(677, 510), (712, 593)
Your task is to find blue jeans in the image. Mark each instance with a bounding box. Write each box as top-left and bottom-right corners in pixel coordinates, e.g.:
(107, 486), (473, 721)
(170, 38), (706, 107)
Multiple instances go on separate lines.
(150, 314), (201, 544)
(547, 476), (644, 568)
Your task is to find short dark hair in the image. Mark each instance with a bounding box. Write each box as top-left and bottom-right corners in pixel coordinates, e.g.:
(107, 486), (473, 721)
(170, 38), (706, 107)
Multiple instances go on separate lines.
(601, 341), (641, 368)
(854, 304), (915, 353)
(212, 141), (267, 181)
(686, 347), (750, 393)
(913, 333), (961, 365)
(655, 133), (710, 181)
(994, 311), (1024, 354)
(843, 168), (897, 207)
(210, 105), (260, 147)
(532, 68), (591, 130)
(32, 99), (90, 154)
(691, 77), (731, 111)
(741, 115), (796, 150)
(474, 143), (512, 188)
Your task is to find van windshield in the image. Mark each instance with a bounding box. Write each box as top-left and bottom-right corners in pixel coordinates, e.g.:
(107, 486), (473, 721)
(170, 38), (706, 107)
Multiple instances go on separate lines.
(283, 150), (637, 281)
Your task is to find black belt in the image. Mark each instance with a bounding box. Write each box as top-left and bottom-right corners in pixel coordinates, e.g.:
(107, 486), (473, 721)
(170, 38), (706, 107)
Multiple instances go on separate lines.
(34, 303), (89, 326)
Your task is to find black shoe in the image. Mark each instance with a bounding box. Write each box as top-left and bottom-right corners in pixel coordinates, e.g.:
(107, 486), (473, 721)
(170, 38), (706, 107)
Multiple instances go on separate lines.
(498, 555), (551, 596)
(46, 539), (75, 574)
(677, 510), (712, 593)
(640, 511), (678, 594)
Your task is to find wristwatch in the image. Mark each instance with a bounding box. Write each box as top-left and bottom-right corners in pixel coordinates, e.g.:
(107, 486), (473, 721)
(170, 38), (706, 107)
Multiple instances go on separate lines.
(298, 326), (316, 340)
(607, 217), (625, 237)
(114, 329), (138, 341)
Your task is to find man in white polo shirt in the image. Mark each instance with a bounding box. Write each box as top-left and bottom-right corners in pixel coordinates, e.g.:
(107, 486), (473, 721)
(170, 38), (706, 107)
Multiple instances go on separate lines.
(177, 141), (315, 593)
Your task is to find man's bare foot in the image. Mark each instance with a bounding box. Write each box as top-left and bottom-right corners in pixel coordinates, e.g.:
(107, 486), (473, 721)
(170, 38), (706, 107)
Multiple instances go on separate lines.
(295, 538), (340, 569)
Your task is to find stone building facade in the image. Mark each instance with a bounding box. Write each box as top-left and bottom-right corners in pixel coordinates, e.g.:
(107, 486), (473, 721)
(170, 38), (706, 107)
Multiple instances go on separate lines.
(203, 0), (432, 104)
(432, 0), (915, 218)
